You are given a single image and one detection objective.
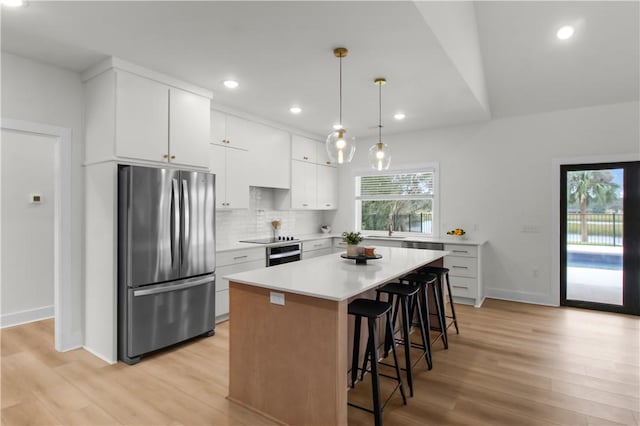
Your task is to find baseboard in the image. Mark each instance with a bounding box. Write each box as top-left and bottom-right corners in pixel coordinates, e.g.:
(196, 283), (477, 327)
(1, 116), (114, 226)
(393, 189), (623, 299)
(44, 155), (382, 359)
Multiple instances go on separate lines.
(484, 288), (558, 307)
(0, 305), (54, 328)
(82, 345), (118, 365)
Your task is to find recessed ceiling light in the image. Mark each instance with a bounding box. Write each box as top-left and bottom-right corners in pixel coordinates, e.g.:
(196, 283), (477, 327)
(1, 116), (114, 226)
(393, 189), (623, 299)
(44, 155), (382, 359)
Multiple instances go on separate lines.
(289, 106), (302, 114)
(223, 80), (239, 89)
(1, 0), (25, 7)
(394, 113), (406, 120)
(556, 26), (574, 40)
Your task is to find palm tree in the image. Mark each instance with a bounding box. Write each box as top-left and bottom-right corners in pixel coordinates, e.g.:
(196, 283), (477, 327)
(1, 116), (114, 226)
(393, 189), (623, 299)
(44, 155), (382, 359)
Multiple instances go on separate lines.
(567, 171), (619, 243)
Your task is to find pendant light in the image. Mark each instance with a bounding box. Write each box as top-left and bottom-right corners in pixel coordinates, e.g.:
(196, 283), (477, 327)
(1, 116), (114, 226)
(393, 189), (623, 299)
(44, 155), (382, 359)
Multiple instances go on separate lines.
(326, 47), (356, 165)
(368, 78), (391, 171)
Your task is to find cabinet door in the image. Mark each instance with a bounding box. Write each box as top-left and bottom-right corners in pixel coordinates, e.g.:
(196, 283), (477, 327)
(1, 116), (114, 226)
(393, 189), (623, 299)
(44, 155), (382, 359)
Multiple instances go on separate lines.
(291, 160), (316, 209)
(246, 124), (291, 189)
(215, 259), (265, 318)
(316, 140), (336, 167)
(225, 147), (250, 209)
(224, 115), (255, 150)
(210, 110), (228, 146)
(169, 88), (210, 168)
(115, 70), (169, 162)
(209, 144), (228, 208)
(317, 164), (337, 210)
(291, 135), (317, 163)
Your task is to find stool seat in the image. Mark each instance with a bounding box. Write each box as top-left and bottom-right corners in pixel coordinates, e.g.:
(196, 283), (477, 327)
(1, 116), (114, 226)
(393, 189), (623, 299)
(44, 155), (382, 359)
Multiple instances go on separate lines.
(401, 272), (437, 284)
(348, 298), (391, 318)
(377, 282), (420, 297)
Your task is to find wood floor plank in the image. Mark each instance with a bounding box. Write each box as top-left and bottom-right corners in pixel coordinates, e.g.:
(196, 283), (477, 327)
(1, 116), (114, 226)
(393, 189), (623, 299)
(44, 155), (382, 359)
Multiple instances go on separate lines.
(2, 300), (638, 426)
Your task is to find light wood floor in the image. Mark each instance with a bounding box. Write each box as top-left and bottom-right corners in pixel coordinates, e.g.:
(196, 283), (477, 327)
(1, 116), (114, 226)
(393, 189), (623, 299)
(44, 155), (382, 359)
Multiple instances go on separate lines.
(2, 299), (638, 426)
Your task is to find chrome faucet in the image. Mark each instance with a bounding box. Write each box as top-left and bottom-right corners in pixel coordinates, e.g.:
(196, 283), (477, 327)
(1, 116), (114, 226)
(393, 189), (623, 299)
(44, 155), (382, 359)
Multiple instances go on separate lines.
(388, 216), (393, 236)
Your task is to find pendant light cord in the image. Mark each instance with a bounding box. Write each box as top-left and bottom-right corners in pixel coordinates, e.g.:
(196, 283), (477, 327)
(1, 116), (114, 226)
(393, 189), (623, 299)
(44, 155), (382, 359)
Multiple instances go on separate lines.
(378, 81), (382, 142)
(339, 55), (343, 126)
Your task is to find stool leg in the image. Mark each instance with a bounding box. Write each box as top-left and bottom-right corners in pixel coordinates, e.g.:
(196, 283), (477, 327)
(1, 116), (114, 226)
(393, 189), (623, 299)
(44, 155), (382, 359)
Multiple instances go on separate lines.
(386, 310), (407, 405)
(400, 295), (414, 397)
(432, 279), (448, 349)
(445, 272), (459, 334)
(367, 318), (383, 426)
(413, 291), (432, 370)
(351, 315), (362, 387)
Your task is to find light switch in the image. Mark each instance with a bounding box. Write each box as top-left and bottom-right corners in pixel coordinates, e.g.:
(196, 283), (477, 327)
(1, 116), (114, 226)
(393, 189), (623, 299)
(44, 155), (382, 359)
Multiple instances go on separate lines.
(270, 291), (285, 306)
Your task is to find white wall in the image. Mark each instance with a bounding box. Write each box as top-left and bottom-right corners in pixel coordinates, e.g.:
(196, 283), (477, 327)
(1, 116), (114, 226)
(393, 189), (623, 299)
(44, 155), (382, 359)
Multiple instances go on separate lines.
(1, 52), (84, 341)
(1, 130), (55, 324)
(334, 101), (640, 305)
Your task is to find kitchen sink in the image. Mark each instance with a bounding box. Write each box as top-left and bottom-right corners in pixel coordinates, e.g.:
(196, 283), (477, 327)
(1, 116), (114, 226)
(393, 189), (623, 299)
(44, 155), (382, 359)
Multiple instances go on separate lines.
(363, 235), (407, 239)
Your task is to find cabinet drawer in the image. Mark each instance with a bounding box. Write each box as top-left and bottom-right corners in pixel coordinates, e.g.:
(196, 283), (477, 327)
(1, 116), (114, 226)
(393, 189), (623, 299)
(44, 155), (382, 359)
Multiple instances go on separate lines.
(217, 260), (265, 291)
(302, 248), (333, 260)
(217, 248), (265, 267)
(449, 276), (478, 298)
(303, 239), (332, 252)
(443, 244), (477, 258)
(444, 256), (477, 278)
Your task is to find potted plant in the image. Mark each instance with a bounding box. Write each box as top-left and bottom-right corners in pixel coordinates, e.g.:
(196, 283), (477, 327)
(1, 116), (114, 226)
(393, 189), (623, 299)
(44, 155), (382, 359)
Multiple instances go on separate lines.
(342, 231), (363, 256)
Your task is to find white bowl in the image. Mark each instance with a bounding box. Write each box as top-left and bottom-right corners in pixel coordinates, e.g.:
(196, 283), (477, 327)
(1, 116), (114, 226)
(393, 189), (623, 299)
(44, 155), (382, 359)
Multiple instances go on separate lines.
(320, 226), (331, 234)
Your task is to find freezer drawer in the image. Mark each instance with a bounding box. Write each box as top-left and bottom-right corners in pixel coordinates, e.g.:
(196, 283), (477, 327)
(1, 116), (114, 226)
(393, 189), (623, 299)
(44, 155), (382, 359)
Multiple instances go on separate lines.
(125, 275), (215, 360)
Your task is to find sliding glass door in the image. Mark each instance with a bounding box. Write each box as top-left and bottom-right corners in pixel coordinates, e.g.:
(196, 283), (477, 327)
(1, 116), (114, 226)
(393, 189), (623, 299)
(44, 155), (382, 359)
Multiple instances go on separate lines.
(560, 161), (639, 315)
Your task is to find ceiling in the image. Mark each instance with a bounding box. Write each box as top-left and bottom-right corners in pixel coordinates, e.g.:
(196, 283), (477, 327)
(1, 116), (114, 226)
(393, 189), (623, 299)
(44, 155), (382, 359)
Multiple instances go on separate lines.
(1, 1), (638, 139)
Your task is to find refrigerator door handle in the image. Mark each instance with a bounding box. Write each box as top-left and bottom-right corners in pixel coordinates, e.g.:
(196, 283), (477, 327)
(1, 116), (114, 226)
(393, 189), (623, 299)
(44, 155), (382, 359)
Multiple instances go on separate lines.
(133, 275), (214, 297)
(182, 179), (190, 258)
(171, 178), (180, 267)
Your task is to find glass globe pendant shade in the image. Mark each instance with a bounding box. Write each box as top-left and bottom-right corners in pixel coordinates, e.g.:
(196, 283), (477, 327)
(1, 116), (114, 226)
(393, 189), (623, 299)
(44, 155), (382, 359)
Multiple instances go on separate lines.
(368, 142), (391, 171)
(326, 128), (356, 165)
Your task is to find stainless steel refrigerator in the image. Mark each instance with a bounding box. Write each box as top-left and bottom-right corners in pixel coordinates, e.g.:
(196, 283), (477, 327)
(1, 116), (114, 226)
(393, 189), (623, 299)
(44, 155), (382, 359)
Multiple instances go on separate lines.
(118, 165), (216, 364)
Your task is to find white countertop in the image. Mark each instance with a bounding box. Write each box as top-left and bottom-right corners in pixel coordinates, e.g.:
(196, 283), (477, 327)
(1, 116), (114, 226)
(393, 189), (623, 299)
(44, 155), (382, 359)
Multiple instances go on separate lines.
(224, 246), (448, 301)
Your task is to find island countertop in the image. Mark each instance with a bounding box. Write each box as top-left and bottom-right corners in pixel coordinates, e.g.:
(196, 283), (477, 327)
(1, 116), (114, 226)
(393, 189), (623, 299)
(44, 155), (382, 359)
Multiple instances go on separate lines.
(224, 246), (449, 301)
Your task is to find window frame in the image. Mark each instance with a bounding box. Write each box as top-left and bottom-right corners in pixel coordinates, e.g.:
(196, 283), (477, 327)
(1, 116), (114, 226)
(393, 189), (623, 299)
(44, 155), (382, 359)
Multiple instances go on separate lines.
(354, 163), (440, 237)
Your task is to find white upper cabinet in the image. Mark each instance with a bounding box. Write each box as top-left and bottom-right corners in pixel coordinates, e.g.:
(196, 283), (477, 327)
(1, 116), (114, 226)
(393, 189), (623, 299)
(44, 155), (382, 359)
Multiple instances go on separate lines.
(209, 144), (249, 210)
(316, 139), (336, 167)
(210, 111), (251, 150)
(316, 164), (338, 210)
(246, 124), (290, 189)
(169, 87), (210, 168)
(290, 160), (317, 209)
(291, 135), (317, 163)
(83, 60), (212, 168)
(115, 71), (169, 163)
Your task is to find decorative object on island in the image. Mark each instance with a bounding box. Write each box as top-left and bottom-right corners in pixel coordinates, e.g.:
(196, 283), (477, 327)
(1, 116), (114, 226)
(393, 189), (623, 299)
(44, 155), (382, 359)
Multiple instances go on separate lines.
(342, 231), (363, 256)
(446, 228), (467, 239)
(326, 47), (356, 165)
(271, 219), (281, 239)
(368, 77), (391, 171)
(320, 225), (331, 234)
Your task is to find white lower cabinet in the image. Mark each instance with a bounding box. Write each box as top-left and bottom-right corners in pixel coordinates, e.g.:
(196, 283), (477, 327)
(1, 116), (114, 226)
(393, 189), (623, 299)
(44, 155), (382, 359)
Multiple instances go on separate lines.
(215, 248), (265, 321)
(443, 244), (482, 306)
(302, 238), (332, 259)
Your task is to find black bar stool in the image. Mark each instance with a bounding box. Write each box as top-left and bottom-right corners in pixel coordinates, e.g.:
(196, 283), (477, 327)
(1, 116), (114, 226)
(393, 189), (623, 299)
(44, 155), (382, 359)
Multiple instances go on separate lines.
(373, 282), (430, 397)
(419, 266), (459, 335)
(348, 298), (407, 426)
(399, 272), (448, 349)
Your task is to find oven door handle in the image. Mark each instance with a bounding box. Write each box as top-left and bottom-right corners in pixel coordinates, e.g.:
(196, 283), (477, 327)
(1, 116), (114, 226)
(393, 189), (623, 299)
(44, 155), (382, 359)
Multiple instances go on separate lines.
(269, 250), (302, 260)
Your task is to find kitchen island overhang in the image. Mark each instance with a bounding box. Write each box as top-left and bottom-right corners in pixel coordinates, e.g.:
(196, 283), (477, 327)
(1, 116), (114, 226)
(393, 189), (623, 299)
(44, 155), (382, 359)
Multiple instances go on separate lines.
(225, 246), (449, 426)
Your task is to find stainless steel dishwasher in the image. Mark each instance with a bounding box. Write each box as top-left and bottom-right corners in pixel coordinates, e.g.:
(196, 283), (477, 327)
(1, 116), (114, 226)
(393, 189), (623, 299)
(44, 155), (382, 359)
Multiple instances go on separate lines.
(402, 241), (444, 250)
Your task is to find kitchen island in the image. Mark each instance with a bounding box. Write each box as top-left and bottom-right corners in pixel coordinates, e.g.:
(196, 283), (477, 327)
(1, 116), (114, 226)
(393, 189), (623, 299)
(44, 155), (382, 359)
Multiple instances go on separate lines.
(225, 246), (448, 426)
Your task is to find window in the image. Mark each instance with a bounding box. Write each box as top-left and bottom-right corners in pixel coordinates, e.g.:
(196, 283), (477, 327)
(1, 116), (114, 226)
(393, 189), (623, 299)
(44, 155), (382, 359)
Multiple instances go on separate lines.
(355, 167), (438, 235)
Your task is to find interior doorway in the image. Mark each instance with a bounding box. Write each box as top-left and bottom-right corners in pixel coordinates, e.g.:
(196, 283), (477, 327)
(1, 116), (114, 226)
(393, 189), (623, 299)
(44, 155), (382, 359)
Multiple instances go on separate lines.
(560, 161), (639, 315)
(0, 118), (74, 351)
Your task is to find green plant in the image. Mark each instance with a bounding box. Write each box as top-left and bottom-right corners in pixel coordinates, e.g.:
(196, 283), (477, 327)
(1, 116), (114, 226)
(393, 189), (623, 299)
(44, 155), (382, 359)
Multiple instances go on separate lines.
(342, 231), (363, 245)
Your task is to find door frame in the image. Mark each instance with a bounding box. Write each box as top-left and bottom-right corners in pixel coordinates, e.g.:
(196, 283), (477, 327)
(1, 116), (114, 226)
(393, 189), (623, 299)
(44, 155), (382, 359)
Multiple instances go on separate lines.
(1, 117), (75, 351)
(551, 153), (640, 307)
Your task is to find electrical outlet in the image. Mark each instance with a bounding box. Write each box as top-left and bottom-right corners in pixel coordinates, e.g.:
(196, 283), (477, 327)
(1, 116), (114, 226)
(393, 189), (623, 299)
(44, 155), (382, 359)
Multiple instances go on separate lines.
(270, 291), (285, 306)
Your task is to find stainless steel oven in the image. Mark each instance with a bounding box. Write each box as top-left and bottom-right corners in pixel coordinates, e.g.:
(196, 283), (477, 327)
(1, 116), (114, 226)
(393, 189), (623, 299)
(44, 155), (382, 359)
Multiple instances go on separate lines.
(267, 242), (302, 267)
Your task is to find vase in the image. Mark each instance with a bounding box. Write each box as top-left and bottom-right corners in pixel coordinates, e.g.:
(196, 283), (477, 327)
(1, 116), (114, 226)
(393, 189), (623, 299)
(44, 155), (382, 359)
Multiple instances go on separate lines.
(346, 244), (360, 257)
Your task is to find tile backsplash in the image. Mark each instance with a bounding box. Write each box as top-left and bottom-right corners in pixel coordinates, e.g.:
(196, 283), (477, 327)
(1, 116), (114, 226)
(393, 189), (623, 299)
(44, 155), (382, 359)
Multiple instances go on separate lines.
(216, 187), (327, 247)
